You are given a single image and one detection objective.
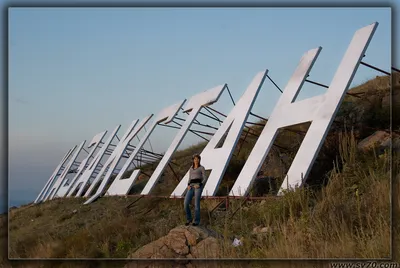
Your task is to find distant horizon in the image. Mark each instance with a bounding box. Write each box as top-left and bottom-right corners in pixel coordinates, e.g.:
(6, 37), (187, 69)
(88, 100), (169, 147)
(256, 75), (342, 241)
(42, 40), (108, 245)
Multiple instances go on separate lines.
(8, 7), (392, 209)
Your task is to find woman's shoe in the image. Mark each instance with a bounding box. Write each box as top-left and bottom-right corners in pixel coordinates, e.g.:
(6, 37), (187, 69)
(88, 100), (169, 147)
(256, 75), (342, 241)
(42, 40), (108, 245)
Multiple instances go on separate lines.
(192, 223), (199, 226)
(185, 221), (191, 226)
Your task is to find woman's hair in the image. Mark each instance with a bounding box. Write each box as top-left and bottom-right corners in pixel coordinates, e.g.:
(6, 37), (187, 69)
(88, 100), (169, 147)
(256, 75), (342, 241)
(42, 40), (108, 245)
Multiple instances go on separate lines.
(192, 154), (201, 168)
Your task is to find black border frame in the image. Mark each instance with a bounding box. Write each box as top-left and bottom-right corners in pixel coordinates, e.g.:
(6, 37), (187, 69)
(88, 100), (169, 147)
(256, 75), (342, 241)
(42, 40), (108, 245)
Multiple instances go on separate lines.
(3, 1), (397, 267)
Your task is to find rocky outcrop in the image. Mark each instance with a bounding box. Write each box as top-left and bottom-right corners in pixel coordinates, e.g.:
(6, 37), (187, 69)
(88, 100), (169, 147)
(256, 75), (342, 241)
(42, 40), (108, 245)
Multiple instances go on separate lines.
(124, 225), (222, 268)
(357, 131), (400, 154)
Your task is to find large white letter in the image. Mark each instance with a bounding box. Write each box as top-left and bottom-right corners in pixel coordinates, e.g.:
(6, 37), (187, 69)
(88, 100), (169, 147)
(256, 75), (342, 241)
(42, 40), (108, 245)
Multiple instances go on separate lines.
(46, 140), (86, 200)
(61, 131), (107, 197)
(74, 125), (121, 197)
(171, 70), (268, 197)
(34, 147), (74, 203)
(140, 85), (227, 195)
(84, 100), (185, 204)
(230, 22), (378, 197)
(64, 131), (107, 197)
(83, 116), (152, 199)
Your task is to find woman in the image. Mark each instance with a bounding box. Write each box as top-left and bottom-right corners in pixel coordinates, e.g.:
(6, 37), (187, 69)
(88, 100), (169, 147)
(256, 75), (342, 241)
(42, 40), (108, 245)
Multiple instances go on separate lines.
(184, 154), (207, 226)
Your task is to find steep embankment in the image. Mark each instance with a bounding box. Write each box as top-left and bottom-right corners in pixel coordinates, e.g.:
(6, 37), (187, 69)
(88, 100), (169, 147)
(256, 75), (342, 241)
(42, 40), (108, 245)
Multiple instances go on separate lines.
(3, 73), (399, 268)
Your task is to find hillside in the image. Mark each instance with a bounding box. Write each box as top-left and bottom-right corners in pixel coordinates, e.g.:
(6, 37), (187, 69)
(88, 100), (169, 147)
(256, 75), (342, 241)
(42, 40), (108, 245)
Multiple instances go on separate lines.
(2, 73), (399, 268)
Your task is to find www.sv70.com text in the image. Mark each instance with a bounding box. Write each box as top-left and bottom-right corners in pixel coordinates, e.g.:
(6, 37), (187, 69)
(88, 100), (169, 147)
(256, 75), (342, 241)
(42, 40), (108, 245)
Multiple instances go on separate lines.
(331, 261), (399, 268)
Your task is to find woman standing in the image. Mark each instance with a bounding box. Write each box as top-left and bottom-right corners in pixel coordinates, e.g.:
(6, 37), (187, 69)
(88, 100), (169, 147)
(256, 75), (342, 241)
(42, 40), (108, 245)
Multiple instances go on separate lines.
(184, 154), (207, 226)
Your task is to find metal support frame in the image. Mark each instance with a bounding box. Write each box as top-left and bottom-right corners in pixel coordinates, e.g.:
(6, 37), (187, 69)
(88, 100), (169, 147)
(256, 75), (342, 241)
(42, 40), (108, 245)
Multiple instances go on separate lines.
(266, 74), (283, 93)
(180, 107), (202, 125)
(209, 200), (226, 214)
(305, 78), (328, 89)
(206, 106), (266, 128)
(168, 163), (181, 183)
(245, 121), (266, 127)
(124, 144), (163, 159)
(205, 106), (227, 118)
(249, 112), (268, 122)
(159, 123), (181, 130)
(305, 76), (364, 99)
(198, 111), (224, 123)
(135, 159), (157, 167)
(125, 195), (144, 210)
(203, 106), (222, 122)
(175, 116), (219, 130)
(171, 120), (210, 142)
(360, 61), (390, 76)
(227, 179), (262, 220)
(226, 86), (236, 106)
(136, 153), (162, 162)
(143, 125), (154, 152)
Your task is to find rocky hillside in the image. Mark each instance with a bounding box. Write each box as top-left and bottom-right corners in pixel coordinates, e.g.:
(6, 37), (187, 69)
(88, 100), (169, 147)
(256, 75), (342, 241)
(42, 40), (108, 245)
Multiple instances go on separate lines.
(2, 73), (399, 268)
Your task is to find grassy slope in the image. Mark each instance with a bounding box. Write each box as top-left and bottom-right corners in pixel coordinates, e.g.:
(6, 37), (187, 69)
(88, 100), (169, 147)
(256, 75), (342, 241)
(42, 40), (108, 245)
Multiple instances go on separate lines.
(2, 73), (398, 267)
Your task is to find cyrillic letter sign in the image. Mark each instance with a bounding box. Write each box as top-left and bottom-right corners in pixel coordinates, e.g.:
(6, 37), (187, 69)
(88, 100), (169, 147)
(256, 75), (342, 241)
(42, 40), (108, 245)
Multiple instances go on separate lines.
(230, 22), (378, 196)
(141, 85), (226, 195)
(171, 70), (268, 197)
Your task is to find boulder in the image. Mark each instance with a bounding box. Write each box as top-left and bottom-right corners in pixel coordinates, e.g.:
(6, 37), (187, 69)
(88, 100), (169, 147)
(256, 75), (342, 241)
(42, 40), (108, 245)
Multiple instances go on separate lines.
(190, 237), (220, 258)
(125, 225), (221, 267)
(357, 131), (400, 154)
(164, 228), (189, 255)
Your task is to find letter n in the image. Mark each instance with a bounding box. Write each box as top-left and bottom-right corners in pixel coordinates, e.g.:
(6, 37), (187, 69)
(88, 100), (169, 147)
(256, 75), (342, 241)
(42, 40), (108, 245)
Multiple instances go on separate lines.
(230, 22), (378, 196)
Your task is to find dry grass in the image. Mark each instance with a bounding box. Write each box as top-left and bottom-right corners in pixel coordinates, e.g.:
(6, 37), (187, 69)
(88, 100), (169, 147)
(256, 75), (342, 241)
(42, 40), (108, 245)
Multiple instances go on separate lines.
(209, 131), (391, 259)
(2, 73), (397, 267)
(8, 196), (188, 260)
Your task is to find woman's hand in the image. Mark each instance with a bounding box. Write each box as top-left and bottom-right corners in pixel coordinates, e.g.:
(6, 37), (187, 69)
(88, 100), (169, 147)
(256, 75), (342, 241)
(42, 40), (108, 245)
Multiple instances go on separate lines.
(193, 185), (200, 189)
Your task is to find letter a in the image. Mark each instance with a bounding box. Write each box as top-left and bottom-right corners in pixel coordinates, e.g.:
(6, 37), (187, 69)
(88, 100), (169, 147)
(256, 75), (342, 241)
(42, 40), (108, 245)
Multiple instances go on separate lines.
(171, 70), (268, 197)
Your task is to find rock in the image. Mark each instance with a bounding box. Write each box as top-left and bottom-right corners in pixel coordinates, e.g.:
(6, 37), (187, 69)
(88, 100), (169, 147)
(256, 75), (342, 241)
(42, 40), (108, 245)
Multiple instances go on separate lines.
(125, 225), (221, 265)
(357, 131), (390, 153)
(191, 237), (220, 258)
(382, 133), (400, 149)
(128, 238), (168, 258)
(186, 225), (211, 240)
(186, 253), (194, 259)
(362, 131), (400, 154)
(184, 229), (199, 246)
(165, 228), (189, 255)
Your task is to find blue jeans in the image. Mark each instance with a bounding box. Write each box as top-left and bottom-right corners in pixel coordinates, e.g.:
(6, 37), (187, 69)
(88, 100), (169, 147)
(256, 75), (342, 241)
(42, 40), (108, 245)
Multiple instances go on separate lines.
(184, 183), (203, 224)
